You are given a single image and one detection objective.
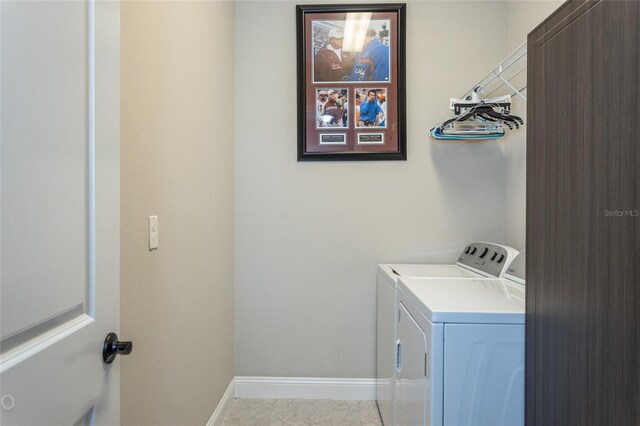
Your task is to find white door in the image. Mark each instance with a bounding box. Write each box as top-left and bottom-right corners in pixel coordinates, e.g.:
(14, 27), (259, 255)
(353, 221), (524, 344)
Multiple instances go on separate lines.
(1, 1), (121, 425)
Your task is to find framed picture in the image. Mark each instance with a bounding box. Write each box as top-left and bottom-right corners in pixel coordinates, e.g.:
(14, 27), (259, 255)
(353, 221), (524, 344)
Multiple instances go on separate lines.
(297, 4), (407, 161)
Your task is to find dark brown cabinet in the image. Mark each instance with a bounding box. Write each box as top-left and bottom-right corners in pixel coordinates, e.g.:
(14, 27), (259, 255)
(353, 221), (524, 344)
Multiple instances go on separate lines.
(526, 1), (640, 425)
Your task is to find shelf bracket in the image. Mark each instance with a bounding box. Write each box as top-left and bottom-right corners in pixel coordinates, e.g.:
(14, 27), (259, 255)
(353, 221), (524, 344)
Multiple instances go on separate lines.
(496, 73), (527, 102)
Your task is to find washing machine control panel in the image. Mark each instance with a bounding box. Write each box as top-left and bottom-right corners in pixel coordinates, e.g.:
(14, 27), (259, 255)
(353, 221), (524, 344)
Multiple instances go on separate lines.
(504, 251), (526, 285)
(457, 241), (519, 277)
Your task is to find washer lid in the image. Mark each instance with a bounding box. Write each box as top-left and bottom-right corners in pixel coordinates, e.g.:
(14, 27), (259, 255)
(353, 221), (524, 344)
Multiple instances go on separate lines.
(398, 278), (525, 324)
(378, 264), (483, 284)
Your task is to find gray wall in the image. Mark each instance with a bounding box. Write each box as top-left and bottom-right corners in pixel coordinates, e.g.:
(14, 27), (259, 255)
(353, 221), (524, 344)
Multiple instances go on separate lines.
(234, 1), (510, 378)
(120, 1), (235, 424)
(502, 0), (564, 250)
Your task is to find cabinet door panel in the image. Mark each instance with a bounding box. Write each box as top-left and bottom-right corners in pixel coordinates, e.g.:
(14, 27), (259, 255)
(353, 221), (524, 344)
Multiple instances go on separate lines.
(527, 1), (640, 424)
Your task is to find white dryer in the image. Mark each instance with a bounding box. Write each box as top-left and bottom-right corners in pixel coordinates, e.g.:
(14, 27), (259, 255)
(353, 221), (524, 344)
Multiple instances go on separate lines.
(395, 251), (526, 426)
(376, 242), (519, 425)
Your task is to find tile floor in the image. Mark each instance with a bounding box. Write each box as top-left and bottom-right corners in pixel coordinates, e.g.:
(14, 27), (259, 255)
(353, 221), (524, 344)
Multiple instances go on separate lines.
(221, 399), (383, 426)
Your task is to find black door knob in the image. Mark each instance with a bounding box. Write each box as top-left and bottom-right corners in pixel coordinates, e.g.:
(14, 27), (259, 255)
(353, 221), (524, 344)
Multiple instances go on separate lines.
(103, 332), (133, 364)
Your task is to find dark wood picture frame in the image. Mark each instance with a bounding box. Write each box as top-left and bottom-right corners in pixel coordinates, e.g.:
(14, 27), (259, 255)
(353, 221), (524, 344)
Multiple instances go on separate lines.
(297, 4), (407, 161)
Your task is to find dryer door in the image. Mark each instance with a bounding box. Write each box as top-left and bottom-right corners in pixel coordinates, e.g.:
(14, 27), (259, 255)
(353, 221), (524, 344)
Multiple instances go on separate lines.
(396, 302), (427, 426)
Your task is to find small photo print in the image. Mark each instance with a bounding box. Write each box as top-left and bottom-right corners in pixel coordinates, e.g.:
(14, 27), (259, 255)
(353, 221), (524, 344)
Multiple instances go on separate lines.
(316, 89), (349, 128)
(357, 133), (385, 145)
(320, 133), (347, 145)
(355, 88), (387, 128)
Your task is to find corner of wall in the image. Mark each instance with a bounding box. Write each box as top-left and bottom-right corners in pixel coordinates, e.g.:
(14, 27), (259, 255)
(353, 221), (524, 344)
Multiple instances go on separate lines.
(120, 1), (235, 424)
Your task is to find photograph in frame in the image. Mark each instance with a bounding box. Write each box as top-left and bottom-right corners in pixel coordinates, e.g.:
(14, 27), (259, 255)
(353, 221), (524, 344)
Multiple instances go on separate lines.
(355, 88), (387, 128)
(316, 88), (349, 129)
(297, 4), (406, 161)
(312, 19), (391, 83)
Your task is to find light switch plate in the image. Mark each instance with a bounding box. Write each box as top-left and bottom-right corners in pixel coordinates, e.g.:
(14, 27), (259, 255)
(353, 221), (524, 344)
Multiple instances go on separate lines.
(149, 216), (158, 250)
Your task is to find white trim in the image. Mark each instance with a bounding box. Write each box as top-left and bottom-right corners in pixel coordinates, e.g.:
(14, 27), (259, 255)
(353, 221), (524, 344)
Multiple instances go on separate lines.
(234, 377), (376, 400)
(206, 378), (236, 426)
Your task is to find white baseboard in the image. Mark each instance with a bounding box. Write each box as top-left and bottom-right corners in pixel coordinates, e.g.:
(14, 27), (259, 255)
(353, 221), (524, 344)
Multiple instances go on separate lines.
(206, 378), (236, 426)
(234, 376), (376, 401)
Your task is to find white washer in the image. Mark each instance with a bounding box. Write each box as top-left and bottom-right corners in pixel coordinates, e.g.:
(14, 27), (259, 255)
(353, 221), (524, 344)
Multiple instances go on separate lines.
(395, 251), (526, 426)
(376, 242), (519, 425)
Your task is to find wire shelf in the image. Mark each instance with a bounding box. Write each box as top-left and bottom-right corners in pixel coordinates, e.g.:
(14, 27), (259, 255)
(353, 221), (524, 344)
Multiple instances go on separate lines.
(461, 41), (527, 101)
